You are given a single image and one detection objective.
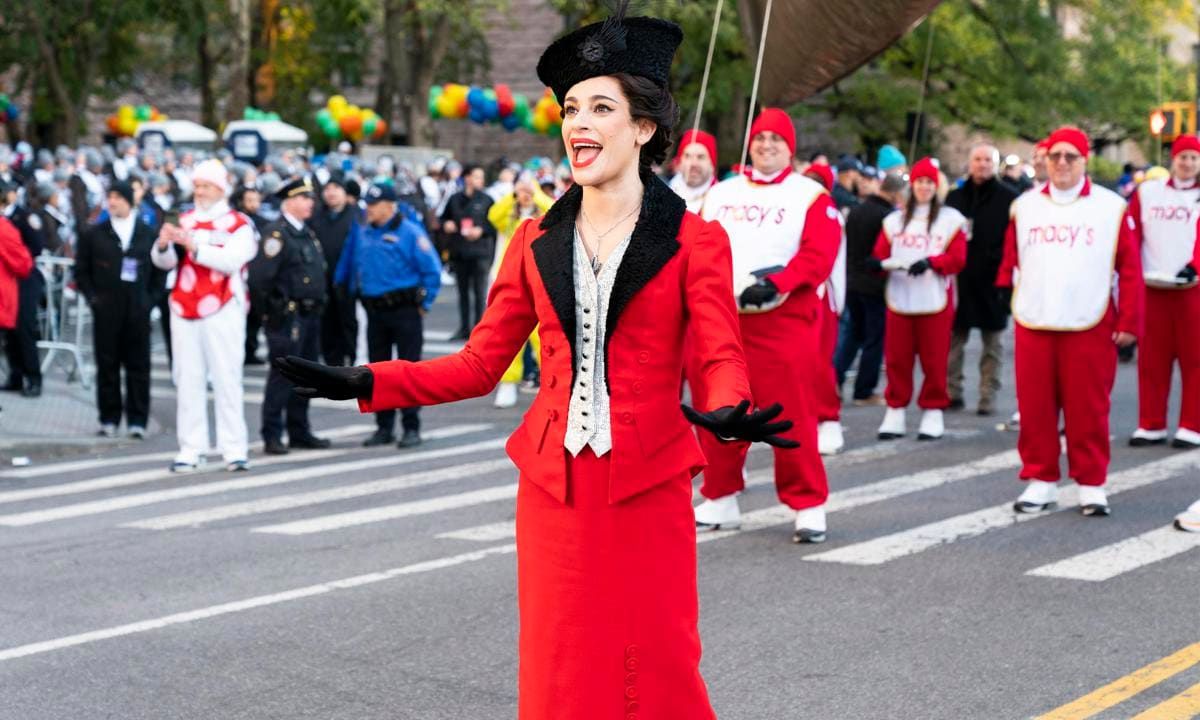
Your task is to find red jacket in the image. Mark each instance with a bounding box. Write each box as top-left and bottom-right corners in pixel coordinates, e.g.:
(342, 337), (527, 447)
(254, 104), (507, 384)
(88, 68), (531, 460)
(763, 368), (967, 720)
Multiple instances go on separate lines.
(0, 217), (33, 330)
(360, 177), (752, 503)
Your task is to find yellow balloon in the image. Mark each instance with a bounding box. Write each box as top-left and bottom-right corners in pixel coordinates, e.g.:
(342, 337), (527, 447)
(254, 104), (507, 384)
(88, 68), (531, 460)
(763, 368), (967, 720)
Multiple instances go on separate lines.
(118, 117), (138, 136)
(329, 95), (348, 109)
(436, 95), (457, 119)
(118, 105), (134, 119)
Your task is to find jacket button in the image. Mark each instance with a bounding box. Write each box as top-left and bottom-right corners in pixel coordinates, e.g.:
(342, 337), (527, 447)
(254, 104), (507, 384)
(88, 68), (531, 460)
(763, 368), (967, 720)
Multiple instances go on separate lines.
(637, 352), (648, 364)
(621, 412), (632, 424)
(632, 382), (643, 395)
(549, 410), (559, 421)
(303, 276), (310, 284)
(625, 644), (638, 656)
(625, 657), (638, 671)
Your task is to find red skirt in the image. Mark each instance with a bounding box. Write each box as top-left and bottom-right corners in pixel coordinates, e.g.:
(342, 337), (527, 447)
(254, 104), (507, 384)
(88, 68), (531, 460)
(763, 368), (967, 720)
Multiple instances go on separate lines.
(516, 447), (716, 719)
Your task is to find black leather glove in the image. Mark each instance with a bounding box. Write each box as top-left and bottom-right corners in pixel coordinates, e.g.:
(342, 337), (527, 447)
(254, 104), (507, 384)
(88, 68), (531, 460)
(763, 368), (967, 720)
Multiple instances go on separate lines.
(738, 278), (779, 308)
(864, 257), (884, 274)
(907, 258), (932, 276)
(681, 400), (799, 449)
(273, 356), (374, 400)
(1178, 264), (1198, 283)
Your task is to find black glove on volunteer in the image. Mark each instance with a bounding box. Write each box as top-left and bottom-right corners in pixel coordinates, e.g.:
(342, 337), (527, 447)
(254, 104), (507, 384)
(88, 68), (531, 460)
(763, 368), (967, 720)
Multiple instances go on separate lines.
(273, 356), (374, 401)
(681, 400), (799, 449)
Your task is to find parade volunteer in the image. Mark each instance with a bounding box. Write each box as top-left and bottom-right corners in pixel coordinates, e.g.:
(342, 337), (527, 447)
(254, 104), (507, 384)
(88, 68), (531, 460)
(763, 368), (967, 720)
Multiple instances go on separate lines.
(151, 159), (258, 473)
(668, 128), (718, 213)
(996, 126), (1143, 516)
(1124, 134), (1200, 450)
(694, 107), (841, 543)
(869, 157), (967, 441)
(275, 4), (798, 716)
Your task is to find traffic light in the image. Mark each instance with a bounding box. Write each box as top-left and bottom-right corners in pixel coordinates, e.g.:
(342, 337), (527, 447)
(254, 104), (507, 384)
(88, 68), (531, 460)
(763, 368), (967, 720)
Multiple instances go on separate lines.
(1149, 102), (1194, 141)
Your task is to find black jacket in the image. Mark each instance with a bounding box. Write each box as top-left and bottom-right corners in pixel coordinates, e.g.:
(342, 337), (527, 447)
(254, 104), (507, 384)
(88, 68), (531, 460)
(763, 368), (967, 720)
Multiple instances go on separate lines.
(311, 205), (356, 276)
(944, 177), (1018, 331)
(74, 217), (164, 314)
(440, 190), (496, 262)
(844, 195), (895, 297)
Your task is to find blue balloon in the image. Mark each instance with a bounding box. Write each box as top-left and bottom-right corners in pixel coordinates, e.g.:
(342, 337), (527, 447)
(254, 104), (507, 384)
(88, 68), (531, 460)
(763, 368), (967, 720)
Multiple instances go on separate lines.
(467, 87), (486, 110)
(501, 114), (521, 131)
(6, 104), (19, 121)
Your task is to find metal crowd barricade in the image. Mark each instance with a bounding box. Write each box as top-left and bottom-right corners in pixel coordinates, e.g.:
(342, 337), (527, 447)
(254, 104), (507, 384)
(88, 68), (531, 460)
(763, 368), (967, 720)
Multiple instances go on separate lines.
(36, 255), (93, 389)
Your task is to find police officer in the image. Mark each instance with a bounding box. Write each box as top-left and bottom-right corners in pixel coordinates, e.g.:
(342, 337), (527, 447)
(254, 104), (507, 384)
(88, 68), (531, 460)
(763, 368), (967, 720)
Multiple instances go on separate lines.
(253, 176), (331, 455)
(0, 180), (45, 397)
(334, 183), (442, 449)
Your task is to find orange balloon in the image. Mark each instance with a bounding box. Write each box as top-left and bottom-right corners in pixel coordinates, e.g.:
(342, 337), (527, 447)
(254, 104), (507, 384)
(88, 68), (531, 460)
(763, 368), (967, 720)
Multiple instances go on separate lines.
(373, 119), (388, 138)
(339, 114), (363, 135)
(106, 116), (120, 133)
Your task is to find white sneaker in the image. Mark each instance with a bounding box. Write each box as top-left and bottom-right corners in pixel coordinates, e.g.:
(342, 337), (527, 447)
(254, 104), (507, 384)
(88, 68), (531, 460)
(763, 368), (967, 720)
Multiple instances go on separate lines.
(695, 494), (741, 531)
(1078, 485), (1111, 517)
(1129, 427), (1168, 447)
(1014, 480), (1058, 513)
(917, 409), (944, 441)
(1175, 499), (1200, 532)
(817, 421), (844, 455)
(97, 423), (117, 438)
(1173, 428), (1200, 449)
(878, 407), (906, 439)
(493, 382), (519, 409)
(792, 505), (827, 544)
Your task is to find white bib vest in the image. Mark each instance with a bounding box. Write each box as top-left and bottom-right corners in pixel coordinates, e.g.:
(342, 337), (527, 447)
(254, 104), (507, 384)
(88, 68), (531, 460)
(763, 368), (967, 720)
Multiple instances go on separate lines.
(1011, 183), (1126, 331)
(1136, 178), (1200, 282)
(702, 173), (828, 301)
(881, 205), (966, 315)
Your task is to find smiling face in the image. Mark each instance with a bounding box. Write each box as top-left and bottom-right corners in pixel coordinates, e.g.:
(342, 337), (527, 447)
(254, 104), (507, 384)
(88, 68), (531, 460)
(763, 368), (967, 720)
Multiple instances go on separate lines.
(192, 179), (224, 209)
(560, 75), (655, 187)
(1047, 141), (1086, 190)
(1172, 150), (1200, 183)
(749, 131), (791, 176)
(912, 176), (937, 204)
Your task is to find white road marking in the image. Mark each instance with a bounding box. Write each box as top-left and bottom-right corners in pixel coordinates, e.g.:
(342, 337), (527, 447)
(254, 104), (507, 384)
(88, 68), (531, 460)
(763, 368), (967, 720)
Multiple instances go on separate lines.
(0, 423), (385, 480)
(805, 452), (1200, 566)
(437, 520), (517, 542)
(124, 459), (514, 530)
(0, 424), (489, 502)
(697, 449), (1022, 544)
(1026, 525), (1200, 582)
(149, 386), (357, 410)
(0, 544), (516, 663)
(0, 437), (508, 526)
(252, 484), (519, 535)
(150, 369), (265, 387)
(441, 447), (1019, 544)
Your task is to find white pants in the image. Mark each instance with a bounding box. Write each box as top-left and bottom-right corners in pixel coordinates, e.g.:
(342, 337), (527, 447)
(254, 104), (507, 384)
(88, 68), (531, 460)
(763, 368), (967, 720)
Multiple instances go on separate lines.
(170, 301), (249, 464)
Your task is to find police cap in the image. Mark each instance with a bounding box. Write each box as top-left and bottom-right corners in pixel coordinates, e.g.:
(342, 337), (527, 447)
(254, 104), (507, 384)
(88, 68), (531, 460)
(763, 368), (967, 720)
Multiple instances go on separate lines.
(275, 175), (315, 201)
(364, 182), (398, 205)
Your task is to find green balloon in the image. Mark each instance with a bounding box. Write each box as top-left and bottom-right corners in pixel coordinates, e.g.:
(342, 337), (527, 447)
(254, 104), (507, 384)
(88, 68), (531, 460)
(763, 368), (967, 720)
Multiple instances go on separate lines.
(363, 116), (378, 136)
(267, 112), (280, 121)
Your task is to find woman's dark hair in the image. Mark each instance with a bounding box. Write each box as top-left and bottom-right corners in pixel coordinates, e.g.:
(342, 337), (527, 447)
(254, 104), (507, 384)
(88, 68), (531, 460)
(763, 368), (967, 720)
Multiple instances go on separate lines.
(902, 184), (941, 233)
(613, 72), (679, 174)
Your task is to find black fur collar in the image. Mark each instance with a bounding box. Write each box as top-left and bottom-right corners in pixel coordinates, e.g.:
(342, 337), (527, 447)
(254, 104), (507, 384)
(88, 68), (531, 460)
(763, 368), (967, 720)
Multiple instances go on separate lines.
(532, 173), (686, 382)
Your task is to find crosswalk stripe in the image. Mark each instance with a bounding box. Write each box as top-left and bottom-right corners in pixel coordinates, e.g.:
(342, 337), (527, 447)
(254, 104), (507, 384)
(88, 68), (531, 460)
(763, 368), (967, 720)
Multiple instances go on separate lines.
(123, 458), (514, 530)
(805, 451), (1200, 566)
(149, 368), (265, 387)
(0, 422), (387, 479)
(0, 437), (508, 526)
(0, 543), (517, 663)
(148, 386), (358, 410)
(437, 520), (517, 542)
(251, 483), (520, 535)
(697, 448), (1023, 544)
(0, 424), (487, 502)
(440, 448), (1020, 544)
(1026, 525), (1200, 582)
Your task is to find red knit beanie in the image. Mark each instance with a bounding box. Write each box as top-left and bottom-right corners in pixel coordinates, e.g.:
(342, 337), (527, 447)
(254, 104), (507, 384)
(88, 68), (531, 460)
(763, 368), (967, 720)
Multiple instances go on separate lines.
(675, 129), (718, 168)
(1171, 134), (1200, 158)
(748, 108), (796, 156)
(1045, 126), (1090, 158)
(804, 162), (834, 191)
(909, 156), (940, 188)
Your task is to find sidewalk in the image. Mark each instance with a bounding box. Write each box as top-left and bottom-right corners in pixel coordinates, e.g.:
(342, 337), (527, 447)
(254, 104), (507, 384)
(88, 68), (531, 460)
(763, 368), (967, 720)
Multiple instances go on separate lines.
(0, 376), (163, 462)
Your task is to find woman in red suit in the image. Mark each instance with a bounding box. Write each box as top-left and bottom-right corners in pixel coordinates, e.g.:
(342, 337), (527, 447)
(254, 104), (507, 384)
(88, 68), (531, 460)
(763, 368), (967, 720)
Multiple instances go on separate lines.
(276, 6), (796, 718)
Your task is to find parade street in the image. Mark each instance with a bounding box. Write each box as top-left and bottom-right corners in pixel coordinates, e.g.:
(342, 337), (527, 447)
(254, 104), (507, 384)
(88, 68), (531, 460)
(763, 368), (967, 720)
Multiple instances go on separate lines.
(2, 292), (1198, 720)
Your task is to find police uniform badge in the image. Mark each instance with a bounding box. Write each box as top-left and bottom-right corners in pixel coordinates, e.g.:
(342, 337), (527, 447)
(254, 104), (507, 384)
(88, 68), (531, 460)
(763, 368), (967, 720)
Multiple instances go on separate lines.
(417, 235), (434, 253)
(264, 231), (283, 258)
(382, 233), (399, 243)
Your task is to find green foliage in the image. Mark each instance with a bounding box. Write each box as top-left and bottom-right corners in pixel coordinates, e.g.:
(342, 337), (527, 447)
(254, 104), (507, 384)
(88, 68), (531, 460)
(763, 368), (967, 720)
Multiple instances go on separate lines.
(805, 0), (1195, 155)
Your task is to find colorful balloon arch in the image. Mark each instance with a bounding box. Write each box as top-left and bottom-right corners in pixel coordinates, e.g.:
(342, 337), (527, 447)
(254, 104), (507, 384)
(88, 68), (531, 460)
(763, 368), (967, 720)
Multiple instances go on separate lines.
(315, 96), (388, 143)
(429, 83), (562, 136)
(105, 104), (166, 137)
(0, 94), (20, 125)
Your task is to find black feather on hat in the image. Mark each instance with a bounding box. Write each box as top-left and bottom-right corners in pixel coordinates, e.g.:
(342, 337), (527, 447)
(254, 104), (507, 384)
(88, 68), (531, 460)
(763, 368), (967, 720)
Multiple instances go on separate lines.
(536, 1), (683, 105)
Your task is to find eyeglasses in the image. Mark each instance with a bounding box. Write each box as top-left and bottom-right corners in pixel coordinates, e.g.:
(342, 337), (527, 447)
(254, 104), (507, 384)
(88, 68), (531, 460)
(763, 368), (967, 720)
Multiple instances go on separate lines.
(1047, 151), (1082, 164)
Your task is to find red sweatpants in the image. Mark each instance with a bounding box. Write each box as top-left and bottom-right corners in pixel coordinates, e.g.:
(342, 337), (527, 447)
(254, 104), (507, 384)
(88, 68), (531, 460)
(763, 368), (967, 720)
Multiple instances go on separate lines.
(1014, 313), (1117, 487)
(883, 303), (954, 410)
(1138, 287), (1200, 433)
(814, 303), (842, 422)
(699, 296), (828, 510)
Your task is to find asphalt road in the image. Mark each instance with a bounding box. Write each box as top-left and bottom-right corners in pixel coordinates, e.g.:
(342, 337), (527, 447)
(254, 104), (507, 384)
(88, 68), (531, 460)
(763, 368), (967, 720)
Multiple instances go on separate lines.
(2, 289), (1199, 720)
